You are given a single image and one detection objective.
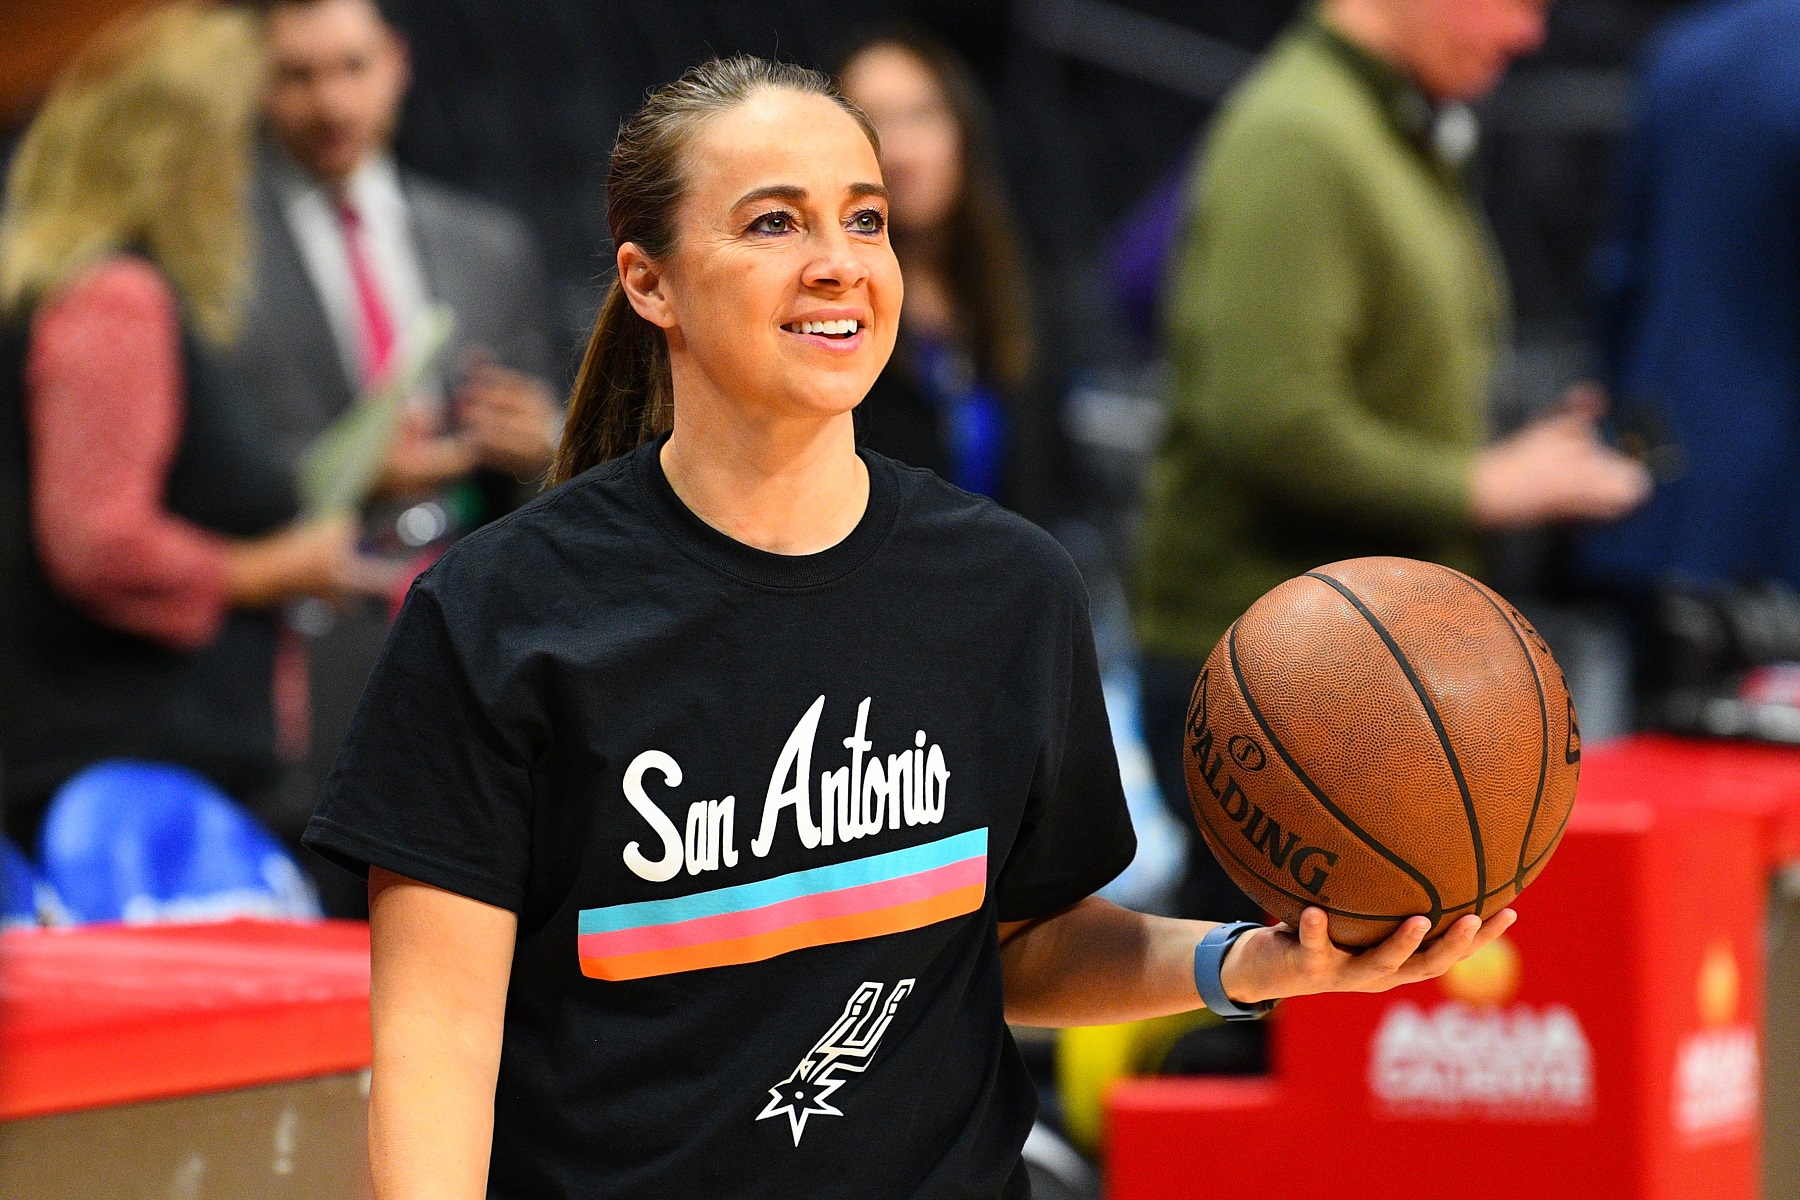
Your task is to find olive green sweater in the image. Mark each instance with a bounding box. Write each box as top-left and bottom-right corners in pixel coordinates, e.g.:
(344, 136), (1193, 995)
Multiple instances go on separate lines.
(1134, 17), (1507, 662)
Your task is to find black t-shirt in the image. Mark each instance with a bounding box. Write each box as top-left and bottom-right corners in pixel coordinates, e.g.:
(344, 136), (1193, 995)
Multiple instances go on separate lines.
(304, 437), (1135, 1200)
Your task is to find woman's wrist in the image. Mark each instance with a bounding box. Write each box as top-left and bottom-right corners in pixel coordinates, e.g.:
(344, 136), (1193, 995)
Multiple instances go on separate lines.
(224, 516), (352, 609)
(223, 535), (290, 608)
(1217, 925), (1275, 1006)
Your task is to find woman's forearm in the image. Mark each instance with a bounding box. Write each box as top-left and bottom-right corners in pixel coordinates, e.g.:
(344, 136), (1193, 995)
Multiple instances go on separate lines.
(370, 1010), (502, 1199)
(999, 898), (1519, 1027)
(368, 869), (517, 1200)
(999, 897), (1215, 1027)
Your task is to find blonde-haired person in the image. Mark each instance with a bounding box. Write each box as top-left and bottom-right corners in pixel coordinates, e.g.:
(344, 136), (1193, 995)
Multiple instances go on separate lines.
(0, 4), (376, 849)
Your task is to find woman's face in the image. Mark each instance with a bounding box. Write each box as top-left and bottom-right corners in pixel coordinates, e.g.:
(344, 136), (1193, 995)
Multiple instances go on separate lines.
(636, 89), (902, 424)
(839, 45), (962, 238)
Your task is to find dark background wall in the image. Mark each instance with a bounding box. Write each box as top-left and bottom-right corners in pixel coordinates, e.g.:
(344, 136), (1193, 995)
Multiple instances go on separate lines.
(374, 0), (1692, 387)
(0, 0), (1698, 387)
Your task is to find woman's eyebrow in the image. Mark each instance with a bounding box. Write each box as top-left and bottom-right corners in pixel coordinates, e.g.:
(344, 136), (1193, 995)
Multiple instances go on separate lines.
(731, 184), (808, 209)
(729, 182), (890, 209)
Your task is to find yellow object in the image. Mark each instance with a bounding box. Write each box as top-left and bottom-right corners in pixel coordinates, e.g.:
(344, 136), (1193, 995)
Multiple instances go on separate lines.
(1698, 941), (1740, 1027)
(1055, 1009), (1220, 1153)
(1441, 935), (1522, 1007)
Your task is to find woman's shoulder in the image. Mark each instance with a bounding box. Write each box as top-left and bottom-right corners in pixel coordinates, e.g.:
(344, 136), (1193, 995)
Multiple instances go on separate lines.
(35, 255), (177, 333)
(413, 455), (640, 598)
(25, 256), (183, 413)
(877, 451), (1087, 599)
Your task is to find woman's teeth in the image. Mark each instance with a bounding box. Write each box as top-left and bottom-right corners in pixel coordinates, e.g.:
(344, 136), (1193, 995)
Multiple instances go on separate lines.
(789, 319), (859, 336)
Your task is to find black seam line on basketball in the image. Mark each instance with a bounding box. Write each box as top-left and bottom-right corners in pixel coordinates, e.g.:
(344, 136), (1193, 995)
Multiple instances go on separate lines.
(1303, 571), (1488, 917)
(1424, 566), (1562, 902)
(1227, 621), (1445, 925)
(1520, 800), (1575, 879)
(1439, 881), (1524, 913)
(1449, 568), (1551, 890)
(1191, 817), (1407, 923)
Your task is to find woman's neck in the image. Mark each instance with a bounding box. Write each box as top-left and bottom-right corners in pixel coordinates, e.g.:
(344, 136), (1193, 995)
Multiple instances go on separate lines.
(659, 400), (868, 557)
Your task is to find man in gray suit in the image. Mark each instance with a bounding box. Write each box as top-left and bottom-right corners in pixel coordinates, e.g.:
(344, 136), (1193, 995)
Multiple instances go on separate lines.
(230, 0), (563, 910)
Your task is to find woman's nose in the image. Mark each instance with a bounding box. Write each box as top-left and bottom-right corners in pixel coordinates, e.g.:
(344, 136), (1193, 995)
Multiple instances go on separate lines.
(801, 229), (872, 291)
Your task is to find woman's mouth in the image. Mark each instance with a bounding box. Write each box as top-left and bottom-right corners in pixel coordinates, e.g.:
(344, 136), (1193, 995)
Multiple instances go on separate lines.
(781, 318), (865, 352)
(782, 318), (862, 339)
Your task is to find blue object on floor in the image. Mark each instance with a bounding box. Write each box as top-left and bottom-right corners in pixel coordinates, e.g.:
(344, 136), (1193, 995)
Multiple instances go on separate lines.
(0, 834), (61, 928)
(40, 760), (320, 924)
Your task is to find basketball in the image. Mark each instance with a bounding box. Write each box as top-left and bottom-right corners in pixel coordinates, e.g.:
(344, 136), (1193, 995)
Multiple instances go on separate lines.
(1183, 556), (1580, 948)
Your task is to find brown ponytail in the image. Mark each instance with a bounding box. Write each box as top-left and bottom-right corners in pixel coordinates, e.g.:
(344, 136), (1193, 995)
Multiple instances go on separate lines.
(549, 283), (673, 486)
(546, 55), (879, 487)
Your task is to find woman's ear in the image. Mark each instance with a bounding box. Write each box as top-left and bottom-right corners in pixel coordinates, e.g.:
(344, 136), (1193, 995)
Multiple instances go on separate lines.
(617, 243), (676, 330)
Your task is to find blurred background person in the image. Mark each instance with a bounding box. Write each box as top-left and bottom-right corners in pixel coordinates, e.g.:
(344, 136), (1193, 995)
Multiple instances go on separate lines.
(1132, 0), (1653, 921)
(237, 0), (561, 478)
(226, 0), (564, 905)
(1580, 0), (1800, 625)
(0, 3), (375, 852)
(837, 29), (1065, 522)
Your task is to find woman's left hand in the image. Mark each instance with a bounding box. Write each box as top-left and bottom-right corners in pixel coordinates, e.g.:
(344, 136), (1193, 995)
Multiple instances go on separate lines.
(1219, 907), (1518, 1005)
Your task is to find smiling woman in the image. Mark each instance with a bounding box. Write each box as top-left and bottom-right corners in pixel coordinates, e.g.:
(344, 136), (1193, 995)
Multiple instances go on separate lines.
(301, 54), (1515, 1200)
(548, 58), (897, 501)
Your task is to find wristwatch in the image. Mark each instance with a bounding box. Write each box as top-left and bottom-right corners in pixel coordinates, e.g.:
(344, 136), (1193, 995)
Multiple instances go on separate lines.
(1194, 921), (1277, 1021)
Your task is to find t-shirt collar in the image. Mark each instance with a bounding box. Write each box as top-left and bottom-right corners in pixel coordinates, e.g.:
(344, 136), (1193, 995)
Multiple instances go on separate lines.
(635, 433), (901, 590)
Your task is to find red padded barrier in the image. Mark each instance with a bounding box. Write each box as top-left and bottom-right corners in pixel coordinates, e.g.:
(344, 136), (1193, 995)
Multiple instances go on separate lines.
(1109, 736), (1798, 1200)
(0, 919), (371, 1119)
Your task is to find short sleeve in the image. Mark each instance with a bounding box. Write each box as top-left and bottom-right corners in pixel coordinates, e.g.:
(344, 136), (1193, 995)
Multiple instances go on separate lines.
(303, 581), (534, 912)
(995, 592), (1138, 922)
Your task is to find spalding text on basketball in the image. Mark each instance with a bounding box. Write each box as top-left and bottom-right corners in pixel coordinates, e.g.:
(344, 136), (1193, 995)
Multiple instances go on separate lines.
(1189, 670), (1340, 896)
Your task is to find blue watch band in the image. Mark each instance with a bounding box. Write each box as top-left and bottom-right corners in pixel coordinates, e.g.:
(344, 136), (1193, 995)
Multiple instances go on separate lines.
(1194, 921), (1276, 1021)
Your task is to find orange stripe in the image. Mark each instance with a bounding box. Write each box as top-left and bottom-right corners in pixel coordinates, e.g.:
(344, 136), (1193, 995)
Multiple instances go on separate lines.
(580, 882), (986, 981)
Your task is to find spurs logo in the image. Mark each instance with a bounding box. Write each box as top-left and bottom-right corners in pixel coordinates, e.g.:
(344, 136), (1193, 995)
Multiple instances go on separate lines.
(758, 979), (915, 1145)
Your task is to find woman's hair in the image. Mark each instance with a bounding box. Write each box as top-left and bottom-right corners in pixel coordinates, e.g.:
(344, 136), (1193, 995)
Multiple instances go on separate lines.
(0, 3), (265, 344)
(836, 30), (1035, 395)
(548, 55), (880, 487)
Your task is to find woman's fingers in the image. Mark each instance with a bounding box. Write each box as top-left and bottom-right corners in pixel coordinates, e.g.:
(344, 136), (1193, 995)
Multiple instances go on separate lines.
(1393, 910), (1519, 985)
(1259, 908), (1523, 999)
(1466, 908), (1517, 953)
(1396, 914), (1484, 980)
(1296, 906), (1333, 955)
(1358, 916), (1431, 976)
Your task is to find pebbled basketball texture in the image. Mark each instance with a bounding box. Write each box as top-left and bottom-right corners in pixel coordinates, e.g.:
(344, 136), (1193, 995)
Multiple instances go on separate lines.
(1182, 557), (1580, 948)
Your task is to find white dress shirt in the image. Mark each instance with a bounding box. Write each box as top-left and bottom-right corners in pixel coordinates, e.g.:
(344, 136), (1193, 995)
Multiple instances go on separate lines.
(271, 153), (438, 411)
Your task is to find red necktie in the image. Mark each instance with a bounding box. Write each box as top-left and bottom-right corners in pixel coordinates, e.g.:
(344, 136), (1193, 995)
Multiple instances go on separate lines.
(335, 196), (397, 387)
(275, 197), (402, 766)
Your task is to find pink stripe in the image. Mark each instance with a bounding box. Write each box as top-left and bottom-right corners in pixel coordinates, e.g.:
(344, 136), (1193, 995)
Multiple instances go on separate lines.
(577, 856), (987, 960)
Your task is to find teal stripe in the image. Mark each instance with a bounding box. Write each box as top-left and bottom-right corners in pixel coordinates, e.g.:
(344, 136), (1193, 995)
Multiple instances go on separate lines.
(579, 828), (988, 935)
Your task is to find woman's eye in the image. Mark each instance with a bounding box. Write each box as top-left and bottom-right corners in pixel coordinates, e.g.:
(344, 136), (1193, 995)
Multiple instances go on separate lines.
(749, 211), (794, 235)
(849, 208), (886, 234)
